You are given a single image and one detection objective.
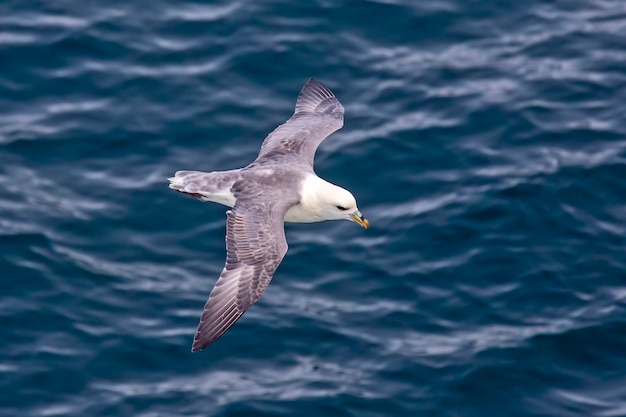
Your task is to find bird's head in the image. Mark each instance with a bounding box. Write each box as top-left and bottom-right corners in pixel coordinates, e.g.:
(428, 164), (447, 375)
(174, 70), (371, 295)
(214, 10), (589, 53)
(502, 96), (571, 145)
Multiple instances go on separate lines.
(315, 182), (369, 228)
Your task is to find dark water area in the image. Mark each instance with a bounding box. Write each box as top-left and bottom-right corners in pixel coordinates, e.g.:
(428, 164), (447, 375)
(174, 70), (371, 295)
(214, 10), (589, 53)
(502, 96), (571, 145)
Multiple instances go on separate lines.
(2, 1), (626, 416)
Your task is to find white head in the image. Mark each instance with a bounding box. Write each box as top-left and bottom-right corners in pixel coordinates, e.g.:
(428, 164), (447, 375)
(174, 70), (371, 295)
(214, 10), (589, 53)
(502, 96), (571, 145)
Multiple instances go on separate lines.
(301, 176), (369, 228)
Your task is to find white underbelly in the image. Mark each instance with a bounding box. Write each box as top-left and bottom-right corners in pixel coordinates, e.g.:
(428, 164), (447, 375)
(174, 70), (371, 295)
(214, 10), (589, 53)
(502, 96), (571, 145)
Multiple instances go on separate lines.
(200, 191), (236, 207)
(284, 204), (321, 223)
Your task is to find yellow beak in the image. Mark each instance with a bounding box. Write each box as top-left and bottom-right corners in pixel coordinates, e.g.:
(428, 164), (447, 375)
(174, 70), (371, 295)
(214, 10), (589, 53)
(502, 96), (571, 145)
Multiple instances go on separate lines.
(350, 211), (369, 229)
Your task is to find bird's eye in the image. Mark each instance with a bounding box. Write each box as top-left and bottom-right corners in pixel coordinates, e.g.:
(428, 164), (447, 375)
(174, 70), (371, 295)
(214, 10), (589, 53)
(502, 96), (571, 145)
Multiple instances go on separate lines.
(336, 205), (348, 211)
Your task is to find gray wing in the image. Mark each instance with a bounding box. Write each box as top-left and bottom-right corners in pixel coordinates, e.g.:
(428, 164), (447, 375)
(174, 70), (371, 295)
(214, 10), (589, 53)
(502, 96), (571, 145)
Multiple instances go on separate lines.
(254, 78), (345, 167)
(191, 182), (296, 351)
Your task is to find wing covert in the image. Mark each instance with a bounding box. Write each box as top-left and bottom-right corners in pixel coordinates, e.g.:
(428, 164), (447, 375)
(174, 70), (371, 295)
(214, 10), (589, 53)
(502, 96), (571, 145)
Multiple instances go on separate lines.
(191, 188), (295, 351)
(255, 78), (344, 167)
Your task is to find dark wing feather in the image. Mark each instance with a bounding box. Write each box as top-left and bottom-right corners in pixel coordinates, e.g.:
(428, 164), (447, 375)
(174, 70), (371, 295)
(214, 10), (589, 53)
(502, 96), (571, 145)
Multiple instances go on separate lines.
(191, 184), (296, 351)
(255, 78), (344, 167)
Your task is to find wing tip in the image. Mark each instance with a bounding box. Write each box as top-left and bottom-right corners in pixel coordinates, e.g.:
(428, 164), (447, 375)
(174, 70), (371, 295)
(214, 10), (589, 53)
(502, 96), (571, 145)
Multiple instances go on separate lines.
(302, 77), (327, 91)
(191, 333), (213, 352)
(294, 77), (343, 116)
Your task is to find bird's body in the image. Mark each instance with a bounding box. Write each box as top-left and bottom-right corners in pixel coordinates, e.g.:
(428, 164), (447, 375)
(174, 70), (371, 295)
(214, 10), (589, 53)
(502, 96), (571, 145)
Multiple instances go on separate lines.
(170, 169), (354, 223)
(168, 78), (368, 351)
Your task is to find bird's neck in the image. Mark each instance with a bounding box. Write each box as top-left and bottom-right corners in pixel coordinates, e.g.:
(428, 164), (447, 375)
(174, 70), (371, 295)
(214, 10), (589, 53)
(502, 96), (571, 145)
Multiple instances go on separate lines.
(289, 174), (334, 221)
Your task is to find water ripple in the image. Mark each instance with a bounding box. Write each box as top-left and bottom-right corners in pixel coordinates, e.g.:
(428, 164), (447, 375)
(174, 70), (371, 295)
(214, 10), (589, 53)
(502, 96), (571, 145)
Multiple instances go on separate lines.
(2, 0), (626, 416)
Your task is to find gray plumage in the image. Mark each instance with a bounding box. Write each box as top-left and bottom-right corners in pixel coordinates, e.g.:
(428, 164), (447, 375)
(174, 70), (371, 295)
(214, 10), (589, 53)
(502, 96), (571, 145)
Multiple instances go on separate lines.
(169, 78), (366, 352)
(255, 78), (344, 167)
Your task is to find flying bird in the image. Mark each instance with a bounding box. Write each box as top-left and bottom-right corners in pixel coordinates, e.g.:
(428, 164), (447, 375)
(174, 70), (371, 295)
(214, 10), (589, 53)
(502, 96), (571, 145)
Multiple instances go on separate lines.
(168, 78), (368, 351)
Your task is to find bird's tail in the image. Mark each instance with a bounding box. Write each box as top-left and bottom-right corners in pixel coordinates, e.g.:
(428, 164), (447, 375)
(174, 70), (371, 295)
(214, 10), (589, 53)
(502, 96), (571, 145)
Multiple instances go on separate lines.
(167, 170), (239, 204)
(168, 171), (205, 199)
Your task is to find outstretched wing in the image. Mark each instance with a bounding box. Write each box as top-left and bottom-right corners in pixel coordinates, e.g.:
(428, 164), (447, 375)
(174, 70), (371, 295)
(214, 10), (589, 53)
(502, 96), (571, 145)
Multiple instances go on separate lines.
(255, 78), (345, 167)
(191, 184), (296, 351)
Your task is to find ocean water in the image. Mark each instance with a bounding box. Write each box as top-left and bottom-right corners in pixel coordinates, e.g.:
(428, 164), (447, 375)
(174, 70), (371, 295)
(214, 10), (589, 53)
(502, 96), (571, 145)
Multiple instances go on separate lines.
(2, 0), (626, 416)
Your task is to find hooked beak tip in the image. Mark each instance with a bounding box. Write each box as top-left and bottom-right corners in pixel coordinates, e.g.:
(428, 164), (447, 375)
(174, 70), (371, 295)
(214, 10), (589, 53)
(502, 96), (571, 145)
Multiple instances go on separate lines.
(350, 212), (369, 229)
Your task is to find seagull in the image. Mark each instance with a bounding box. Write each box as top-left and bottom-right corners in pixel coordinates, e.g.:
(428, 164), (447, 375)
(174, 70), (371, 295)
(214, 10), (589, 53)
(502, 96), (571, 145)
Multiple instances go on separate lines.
(168, 78), (368, 351)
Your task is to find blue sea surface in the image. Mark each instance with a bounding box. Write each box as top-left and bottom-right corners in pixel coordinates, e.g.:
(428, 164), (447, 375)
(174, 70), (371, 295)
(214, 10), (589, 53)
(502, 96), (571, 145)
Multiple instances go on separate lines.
(2, 1), (626, 416)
